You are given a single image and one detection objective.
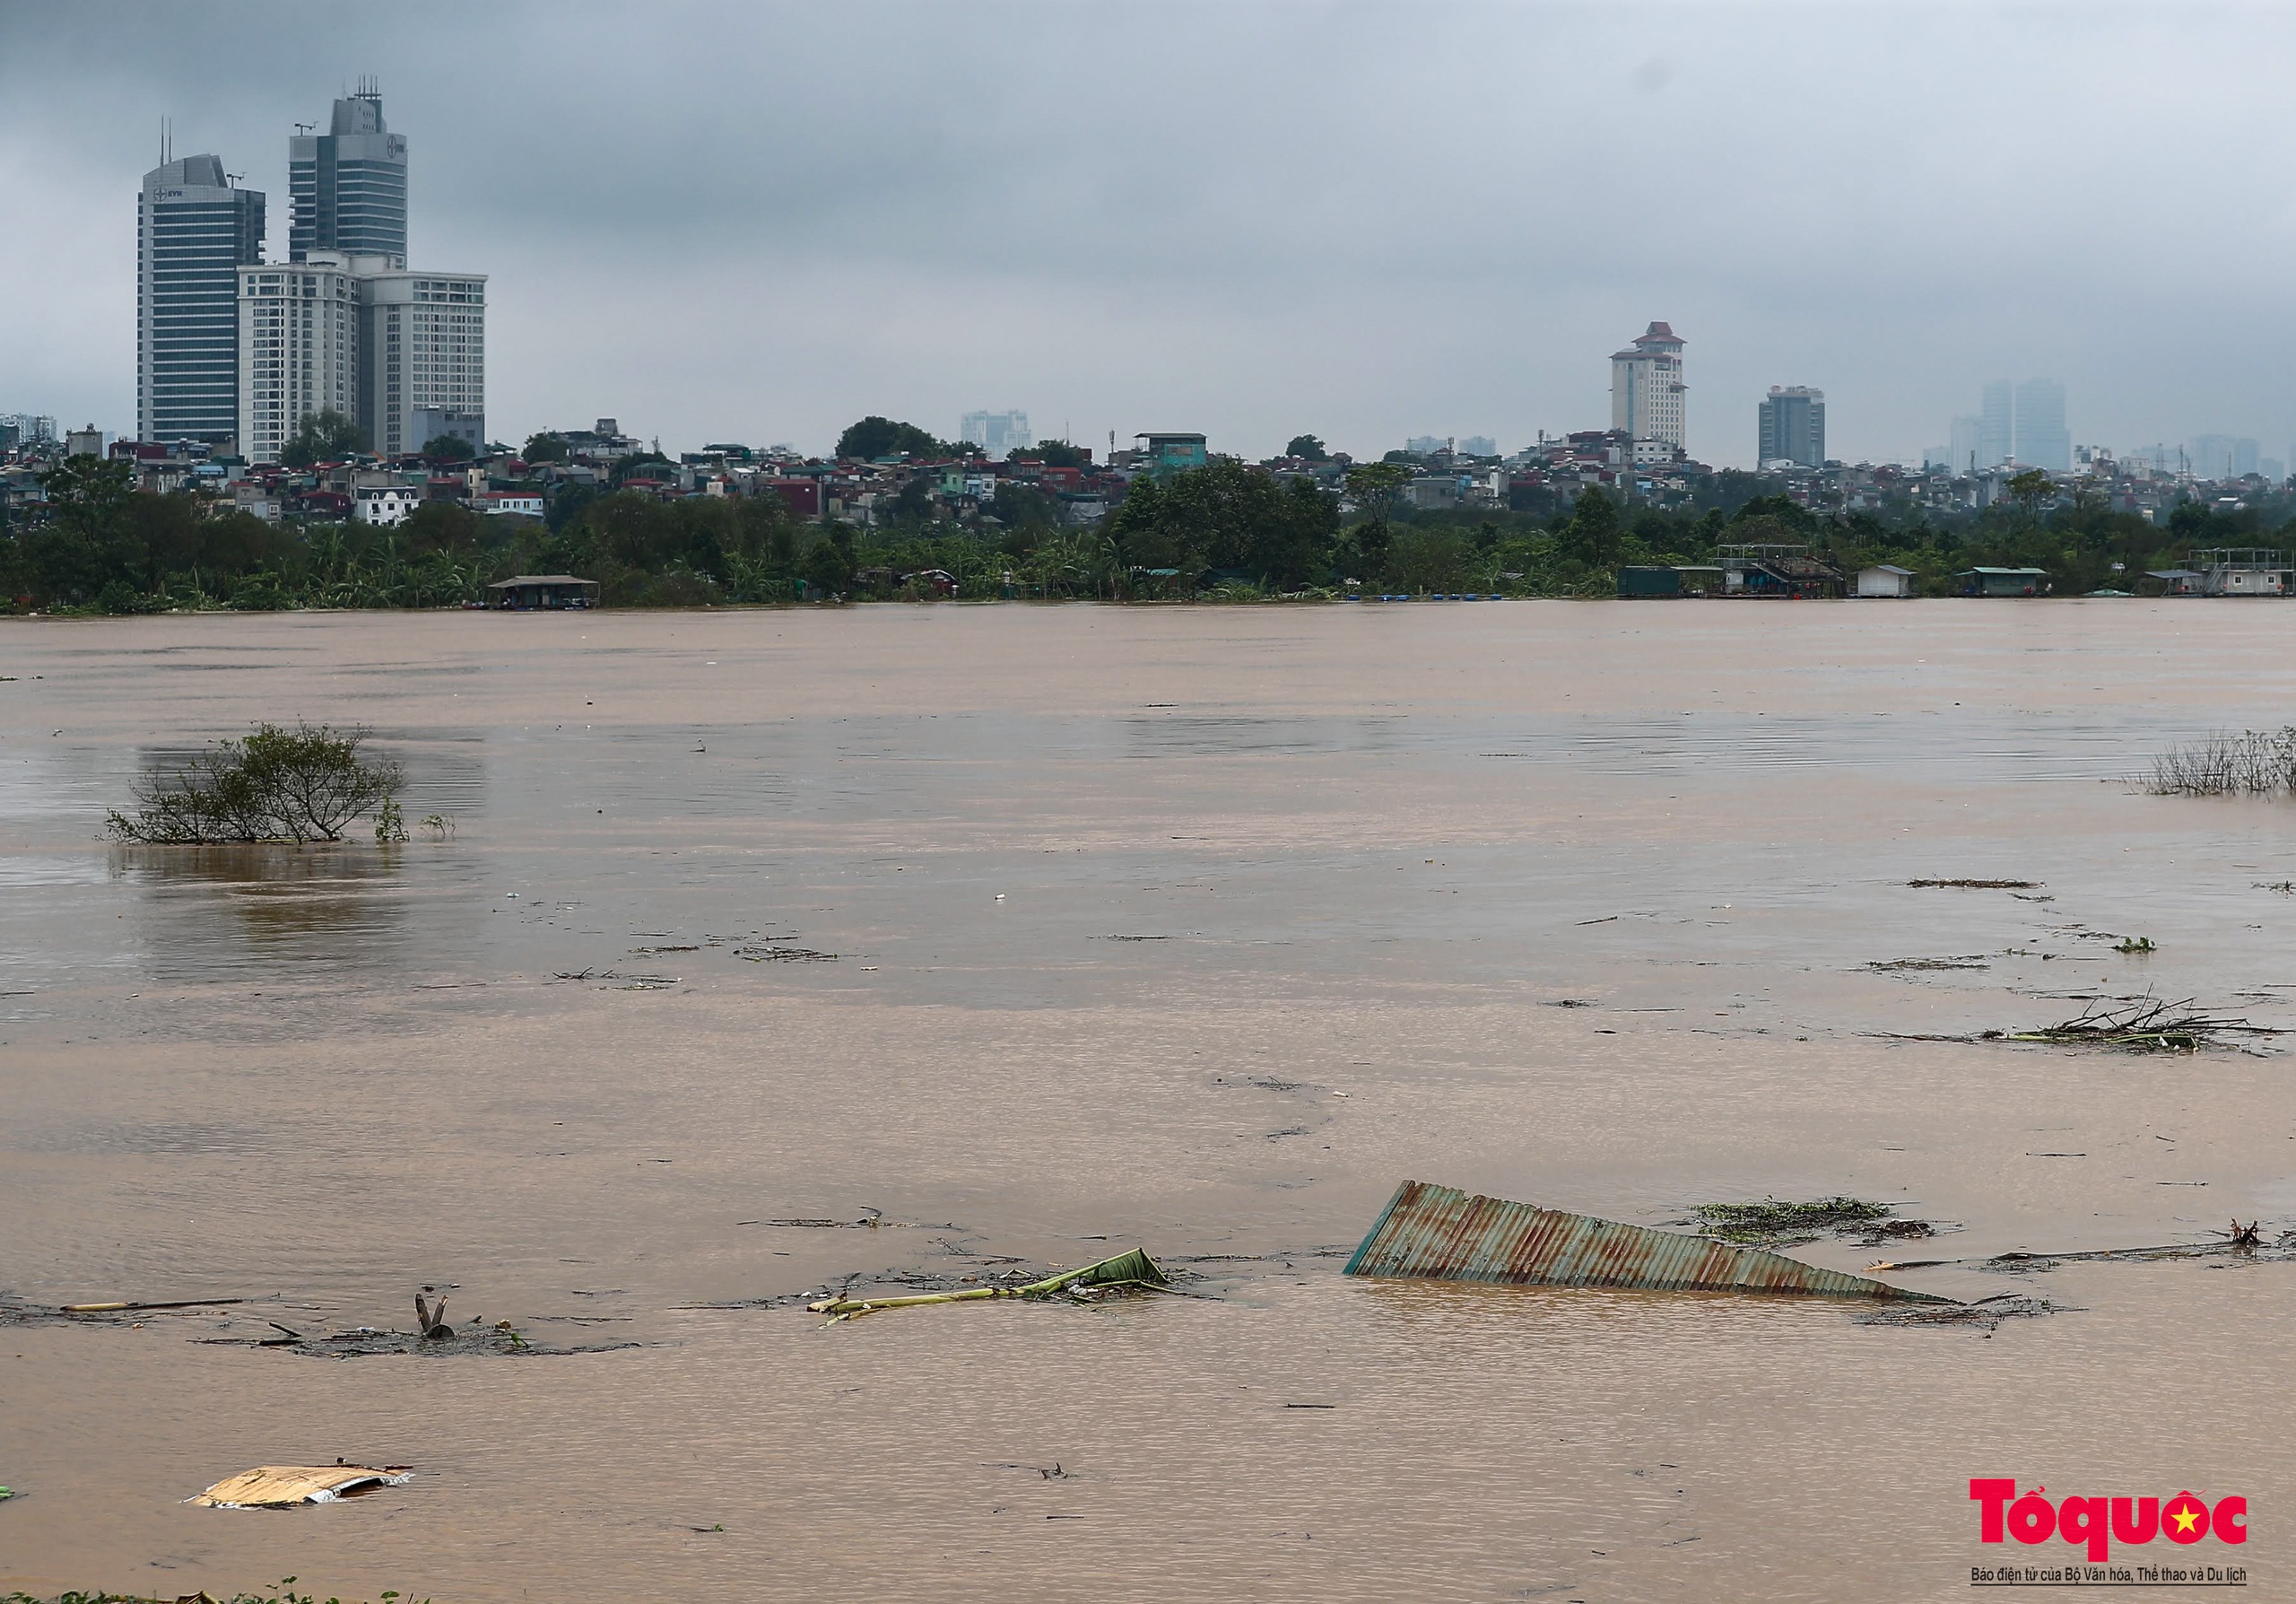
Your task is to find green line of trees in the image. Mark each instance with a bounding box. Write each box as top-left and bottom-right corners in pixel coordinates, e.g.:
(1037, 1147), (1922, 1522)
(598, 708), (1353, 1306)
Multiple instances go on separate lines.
(7, 453), (2292, 614)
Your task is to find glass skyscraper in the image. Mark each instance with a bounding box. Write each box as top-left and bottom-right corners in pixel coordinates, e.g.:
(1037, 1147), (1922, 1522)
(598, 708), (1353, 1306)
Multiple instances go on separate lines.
(137, 153), (266, 446)
(290, 83), (408, 266)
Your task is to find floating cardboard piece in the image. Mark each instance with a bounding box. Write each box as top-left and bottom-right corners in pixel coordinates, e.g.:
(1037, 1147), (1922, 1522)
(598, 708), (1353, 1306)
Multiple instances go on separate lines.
(1345, 1180), (1953, 1302)
(191, 1464), (412, 1508)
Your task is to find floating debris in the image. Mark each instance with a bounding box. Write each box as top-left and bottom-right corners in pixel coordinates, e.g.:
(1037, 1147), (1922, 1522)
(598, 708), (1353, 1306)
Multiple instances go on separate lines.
(190, 1463), (411, 1509)
(1855, 1295), (2053, 1330)
(2010, 996), (2255, 1052)
(58, 1295), (245, 1313)
(1867, 956), (1991, 972)
(1691, 1197), (1927, 1247)
(552, 968), (681, 986)
(734, 946), (838, 963)
(1344, 1181), (1951, 1302)
(809, 1248), (1170, 1321)
(1908, 878), (2039, 890)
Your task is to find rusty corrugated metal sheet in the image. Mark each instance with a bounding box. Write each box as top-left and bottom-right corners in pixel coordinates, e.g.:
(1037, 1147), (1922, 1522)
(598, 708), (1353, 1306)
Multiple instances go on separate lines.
(1344, 1180), (1952, 1303)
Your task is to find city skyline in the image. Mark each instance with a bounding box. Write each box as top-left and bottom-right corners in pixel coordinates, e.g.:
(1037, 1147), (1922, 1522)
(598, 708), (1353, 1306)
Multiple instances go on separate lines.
(9, 4), (2296, 466)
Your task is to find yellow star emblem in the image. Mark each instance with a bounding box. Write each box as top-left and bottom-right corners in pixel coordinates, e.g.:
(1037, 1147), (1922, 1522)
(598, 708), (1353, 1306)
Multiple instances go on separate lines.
(2170, 1502), (2203, 1536)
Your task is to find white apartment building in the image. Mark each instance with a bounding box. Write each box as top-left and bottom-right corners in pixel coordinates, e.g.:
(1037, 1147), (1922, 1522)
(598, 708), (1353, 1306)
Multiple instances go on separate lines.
(238, 256), (363, 465)
(235, 252), (485, 464)
(1610, 321), (1686, 451)
(359, 269), (486, 458)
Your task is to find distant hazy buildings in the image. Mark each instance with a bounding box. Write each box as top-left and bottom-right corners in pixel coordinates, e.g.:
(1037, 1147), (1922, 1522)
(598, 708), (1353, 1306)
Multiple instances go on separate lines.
(1979, 380), (2013, 471)
(960, 410), (1031, 456)
(2187, 435), (2259, 480)
(1757, 386), (1825, 469)
(1611, 322), (1685, 450)
(290, 82), (407, 266)
(1935, 379), (2067, 473)
(1460, 436), (1497, 457)
(2014, 379), (2069, 473)
(138, 153), (266, 447)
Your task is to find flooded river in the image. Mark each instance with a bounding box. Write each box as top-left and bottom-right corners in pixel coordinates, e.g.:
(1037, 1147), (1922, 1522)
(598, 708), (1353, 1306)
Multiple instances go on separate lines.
(2, 601), (2289, 1600)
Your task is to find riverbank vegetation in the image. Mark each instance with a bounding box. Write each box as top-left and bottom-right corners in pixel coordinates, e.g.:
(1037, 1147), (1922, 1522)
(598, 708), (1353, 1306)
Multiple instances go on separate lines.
(8, 449), (2293, 614)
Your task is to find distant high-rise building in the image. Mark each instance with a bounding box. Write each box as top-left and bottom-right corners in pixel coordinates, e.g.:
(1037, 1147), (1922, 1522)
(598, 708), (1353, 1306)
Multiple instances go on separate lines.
(138, 153), (266, 447)
(1405, 435), (1448, 456)
(2014, 379), (2069, 472)
(238, 256), (365, 464)
(2187, 435), (2260, 480)
(1979, 380), (2013, 469)
(1611, 322), (1685, 449)
(1757, 386), (1825, 468)
(1459, 435), (1498, 457)
(238, 252), (486, 464)
(359, 266), (486, 458)
(290, 82), (408, 266)
(960, 410), (1031, 456)
(1948, 416), (1983, 474)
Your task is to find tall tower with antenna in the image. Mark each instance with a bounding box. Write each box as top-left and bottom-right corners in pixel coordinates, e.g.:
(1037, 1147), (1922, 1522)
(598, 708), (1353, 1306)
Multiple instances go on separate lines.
(289, 76), (407, 266)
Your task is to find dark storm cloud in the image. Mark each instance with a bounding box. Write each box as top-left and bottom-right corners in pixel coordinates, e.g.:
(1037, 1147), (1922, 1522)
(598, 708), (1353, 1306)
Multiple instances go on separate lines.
(4, 1), (2293, 464)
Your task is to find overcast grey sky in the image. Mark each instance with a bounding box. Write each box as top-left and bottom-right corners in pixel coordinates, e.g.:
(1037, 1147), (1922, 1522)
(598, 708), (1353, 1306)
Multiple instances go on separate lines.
(3, 1), (2291, 466)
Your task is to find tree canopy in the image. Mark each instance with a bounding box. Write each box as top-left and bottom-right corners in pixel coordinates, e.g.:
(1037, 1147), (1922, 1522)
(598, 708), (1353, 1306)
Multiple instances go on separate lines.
(837, 416), (948, 461)
(1285, 435), (1329, 462)
(522, 432), (570, 463)
(279, 408), (362, 467)
(1107, 458), (1338, 587)
(1012, 440), (1091, 468)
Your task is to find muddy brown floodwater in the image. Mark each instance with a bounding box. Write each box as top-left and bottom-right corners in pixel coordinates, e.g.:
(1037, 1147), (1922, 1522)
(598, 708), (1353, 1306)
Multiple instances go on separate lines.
(2, 601), (2291, 1600)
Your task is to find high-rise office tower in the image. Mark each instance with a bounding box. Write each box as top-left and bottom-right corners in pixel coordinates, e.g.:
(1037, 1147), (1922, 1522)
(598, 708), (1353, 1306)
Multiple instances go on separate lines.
(1757, 386), (1825, 468)
(1611, 322), (1685, 449)
(238, 255), (364, 464)
(290, 82), (408, 266)
(1979, 380), (2013, 469)
(2013, 379), (2070, 472)
(138, 153), (266, 447)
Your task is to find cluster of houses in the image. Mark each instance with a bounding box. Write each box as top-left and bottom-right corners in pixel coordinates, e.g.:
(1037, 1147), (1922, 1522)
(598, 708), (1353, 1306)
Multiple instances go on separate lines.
(4, 408), (2292, 574)
(1620, 545), (2296, 600)
(0, 419), (1213, 533)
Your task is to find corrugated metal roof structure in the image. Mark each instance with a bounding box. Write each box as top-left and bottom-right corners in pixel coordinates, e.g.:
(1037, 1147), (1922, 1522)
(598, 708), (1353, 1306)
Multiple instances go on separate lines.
(1344, 1180), (1953, 1303)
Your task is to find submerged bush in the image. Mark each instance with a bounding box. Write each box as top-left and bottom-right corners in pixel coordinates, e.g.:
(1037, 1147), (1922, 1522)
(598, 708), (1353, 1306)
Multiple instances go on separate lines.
(2147, 727), (2296, 798)
(106, 722), (404, 844)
